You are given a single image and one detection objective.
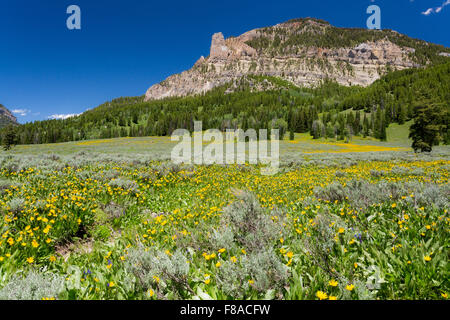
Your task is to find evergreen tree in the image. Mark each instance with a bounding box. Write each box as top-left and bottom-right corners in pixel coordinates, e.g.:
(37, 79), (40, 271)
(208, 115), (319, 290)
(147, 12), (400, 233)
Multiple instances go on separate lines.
(380, 118), (387, 141)
(311, 120), (324, 139)
(409, 104), (448, 152)
(354, 110), (361, 135)
(325, 122), (334, 139)
(398, 105), (407, 125)
(362, 114), (369, 138)
(289, 129), (295, 141)
(1, 125), (17, 151)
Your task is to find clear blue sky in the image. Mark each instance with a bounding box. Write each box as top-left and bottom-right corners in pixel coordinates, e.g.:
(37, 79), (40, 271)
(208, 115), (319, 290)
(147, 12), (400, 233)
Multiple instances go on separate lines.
(0, 0), (448, 123)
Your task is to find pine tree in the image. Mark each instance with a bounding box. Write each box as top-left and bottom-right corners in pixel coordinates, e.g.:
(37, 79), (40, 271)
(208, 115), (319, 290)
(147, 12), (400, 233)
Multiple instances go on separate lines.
(374, 106), (382, 139)
(354, 110), (361, 135)
(409, 104), (448, 152)
(380, 118), (387, 141)
(289, 129), (295, 141)
(398, 105), (407, 125)
(132, 113), (139, 125)
(311, 120), (324, 139)
(363, 113), (369, 138)
(1, 125), (17, 151)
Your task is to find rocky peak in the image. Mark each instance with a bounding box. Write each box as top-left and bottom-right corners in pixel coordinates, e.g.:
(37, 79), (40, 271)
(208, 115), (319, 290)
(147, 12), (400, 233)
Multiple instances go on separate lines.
(144, 18), (449, 101)
(0, 104), (18, 128)
(194, 55), (205, 67)
(209, 32), (257, 61)
(210, 32), (229, 59)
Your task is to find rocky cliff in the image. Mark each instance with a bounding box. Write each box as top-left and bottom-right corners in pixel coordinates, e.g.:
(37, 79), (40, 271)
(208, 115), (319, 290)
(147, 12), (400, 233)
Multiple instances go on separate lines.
(0, 104), (18, 128)
(145, 18), (449, 101)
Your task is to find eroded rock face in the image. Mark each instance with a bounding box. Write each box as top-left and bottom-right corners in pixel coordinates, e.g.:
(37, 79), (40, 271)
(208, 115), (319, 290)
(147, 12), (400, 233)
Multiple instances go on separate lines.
(194, 56), (205, 67)
(0, 104), (18, 127)
(210, 32), (230, 59)
(144, 20), (431, 101)
(209, 32), (258, 61)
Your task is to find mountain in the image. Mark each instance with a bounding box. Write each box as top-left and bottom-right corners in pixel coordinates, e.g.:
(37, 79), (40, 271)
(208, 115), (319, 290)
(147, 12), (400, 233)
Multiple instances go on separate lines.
(144, 18), (450, 101)
(0, 104), (18, 128)
(2, 18), (449, 146)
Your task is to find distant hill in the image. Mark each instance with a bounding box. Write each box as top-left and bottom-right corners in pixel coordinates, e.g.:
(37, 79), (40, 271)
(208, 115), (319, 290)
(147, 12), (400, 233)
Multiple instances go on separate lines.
(0, 104), (18, 129)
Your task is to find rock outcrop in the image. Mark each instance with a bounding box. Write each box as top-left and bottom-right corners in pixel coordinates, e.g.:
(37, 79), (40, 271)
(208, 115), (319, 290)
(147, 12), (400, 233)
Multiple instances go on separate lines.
(0, 104), (18, 128)
(209, 32), (257, 60)
(144, 18), (447, 101)
(210, 32), (229, 59)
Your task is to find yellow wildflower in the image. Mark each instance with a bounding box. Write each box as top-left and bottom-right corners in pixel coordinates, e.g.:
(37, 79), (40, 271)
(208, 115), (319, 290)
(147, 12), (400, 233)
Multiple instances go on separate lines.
(345, 284), (354, 291)
(329, 279), (338, 287)
(316, 291), (328, 300)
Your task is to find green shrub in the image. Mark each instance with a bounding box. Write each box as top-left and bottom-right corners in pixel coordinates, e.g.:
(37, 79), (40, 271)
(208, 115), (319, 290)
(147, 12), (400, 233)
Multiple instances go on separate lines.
(92, 225), (111, 241)
(108, 178), (139, 195)
(0, 271), (65, 300)
(125, 246), (192, 298)
(7, 198), (26, 215)
(220, 191), (286, 252)
(217, 250), (289, 299)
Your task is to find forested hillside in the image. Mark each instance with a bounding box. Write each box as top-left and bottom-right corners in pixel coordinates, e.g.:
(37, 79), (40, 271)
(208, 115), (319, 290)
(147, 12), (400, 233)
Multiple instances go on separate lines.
(246, 18), (450, 65)
(339, 62), (450, 117)
(2, 62), (449, 145)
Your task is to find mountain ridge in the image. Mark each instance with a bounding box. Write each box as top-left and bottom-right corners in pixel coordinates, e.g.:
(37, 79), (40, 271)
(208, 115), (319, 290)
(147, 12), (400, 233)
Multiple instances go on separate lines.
(0, 104), (18, 129)
(144, 17), (450, 101)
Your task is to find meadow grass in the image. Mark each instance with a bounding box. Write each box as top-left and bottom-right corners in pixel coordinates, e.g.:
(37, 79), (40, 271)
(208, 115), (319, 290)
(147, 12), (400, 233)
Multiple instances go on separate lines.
(7, 124), (413, 158)
(0, 132), (448, 300)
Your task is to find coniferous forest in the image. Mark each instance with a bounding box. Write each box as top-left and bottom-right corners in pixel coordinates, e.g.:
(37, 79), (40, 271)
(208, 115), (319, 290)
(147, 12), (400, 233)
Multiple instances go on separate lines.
(3, 62), (449, 147)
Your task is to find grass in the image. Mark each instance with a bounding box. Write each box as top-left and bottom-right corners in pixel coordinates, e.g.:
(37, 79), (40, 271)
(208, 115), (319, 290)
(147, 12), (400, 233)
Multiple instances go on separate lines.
(387, 120), (414, 145)
(7, 122), (413, 157)
(0, 130), (448, 300)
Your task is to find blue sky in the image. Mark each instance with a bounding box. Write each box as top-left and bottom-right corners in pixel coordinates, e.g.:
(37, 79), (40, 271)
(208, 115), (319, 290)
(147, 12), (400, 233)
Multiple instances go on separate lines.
(0, 0), (448, 123)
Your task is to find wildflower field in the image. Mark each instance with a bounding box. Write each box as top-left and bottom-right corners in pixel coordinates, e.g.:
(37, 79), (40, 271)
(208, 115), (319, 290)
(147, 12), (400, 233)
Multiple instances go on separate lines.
(0, 137), (448, 300)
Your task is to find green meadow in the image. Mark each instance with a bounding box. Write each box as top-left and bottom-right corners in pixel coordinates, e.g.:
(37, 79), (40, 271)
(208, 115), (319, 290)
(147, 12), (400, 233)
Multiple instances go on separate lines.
(7, 121), (414, 157)
(0, 126), (448, 300)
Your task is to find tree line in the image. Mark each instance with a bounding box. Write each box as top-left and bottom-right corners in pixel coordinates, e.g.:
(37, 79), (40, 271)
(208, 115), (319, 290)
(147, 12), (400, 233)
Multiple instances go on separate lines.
(1, 63), (449, 152)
